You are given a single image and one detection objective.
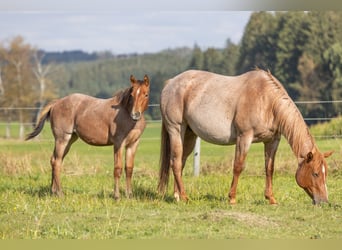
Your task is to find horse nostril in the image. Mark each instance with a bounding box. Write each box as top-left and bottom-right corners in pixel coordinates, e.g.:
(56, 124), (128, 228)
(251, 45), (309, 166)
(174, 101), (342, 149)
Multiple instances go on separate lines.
(131, 112), (141, 120)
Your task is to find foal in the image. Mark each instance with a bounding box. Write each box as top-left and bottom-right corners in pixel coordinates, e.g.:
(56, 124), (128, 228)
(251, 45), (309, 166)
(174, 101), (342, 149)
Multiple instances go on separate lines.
(26, 75), (150, 199)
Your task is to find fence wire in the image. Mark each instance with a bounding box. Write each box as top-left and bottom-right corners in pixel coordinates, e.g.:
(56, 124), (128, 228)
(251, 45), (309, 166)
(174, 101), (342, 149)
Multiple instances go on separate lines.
(1, 101), (342, 139)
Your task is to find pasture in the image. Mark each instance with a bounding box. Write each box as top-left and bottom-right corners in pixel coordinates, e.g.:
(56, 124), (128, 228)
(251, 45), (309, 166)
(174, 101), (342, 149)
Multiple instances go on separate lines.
(0, 122), (342, 239)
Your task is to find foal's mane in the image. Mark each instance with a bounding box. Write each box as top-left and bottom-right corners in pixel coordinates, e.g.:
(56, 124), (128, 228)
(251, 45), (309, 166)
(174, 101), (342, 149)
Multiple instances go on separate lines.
(262, 70), (315, 158)
(111, 86), (133, 109)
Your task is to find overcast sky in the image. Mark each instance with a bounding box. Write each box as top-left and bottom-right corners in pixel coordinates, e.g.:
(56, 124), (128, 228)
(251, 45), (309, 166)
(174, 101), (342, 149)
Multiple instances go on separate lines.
(0, 1), (252, 54)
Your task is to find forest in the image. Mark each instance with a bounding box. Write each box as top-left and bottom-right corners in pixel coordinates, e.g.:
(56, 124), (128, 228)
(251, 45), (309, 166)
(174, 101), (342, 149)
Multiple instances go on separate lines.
(1, 11), (342, 138)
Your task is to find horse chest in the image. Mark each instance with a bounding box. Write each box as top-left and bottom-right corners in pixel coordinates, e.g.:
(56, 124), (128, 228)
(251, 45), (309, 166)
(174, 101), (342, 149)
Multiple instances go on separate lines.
(110, 121), (144, 146)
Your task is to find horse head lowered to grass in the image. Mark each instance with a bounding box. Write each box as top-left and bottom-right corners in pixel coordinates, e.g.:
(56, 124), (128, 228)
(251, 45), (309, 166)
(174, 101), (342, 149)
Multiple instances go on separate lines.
(158, 69), (333, 205)
(26, 75), (150, 200)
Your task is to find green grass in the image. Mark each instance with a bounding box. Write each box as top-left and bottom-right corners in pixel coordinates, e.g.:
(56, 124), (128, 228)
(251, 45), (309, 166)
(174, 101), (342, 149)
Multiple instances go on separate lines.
(0, 122), (342, 239)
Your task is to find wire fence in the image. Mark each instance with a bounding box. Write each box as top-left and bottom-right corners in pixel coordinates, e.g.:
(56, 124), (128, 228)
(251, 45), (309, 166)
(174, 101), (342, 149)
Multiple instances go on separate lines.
(0, 101), (342, 139)
(0, 100), (340, 122)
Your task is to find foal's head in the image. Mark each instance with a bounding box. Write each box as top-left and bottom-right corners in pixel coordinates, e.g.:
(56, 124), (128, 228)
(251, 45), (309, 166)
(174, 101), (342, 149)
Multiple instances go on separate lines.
(296, 150), (333, 204)
(128, 75), (150, 121)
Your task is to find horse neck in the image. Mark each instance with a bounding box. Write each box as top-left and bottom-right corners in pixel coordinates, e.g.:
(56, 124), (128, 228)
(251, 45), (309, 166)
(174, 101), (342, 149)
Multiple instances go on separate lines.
(111, 87), (132, 112)
(262, 70), (317, 159)
(276, 101), (316, 159)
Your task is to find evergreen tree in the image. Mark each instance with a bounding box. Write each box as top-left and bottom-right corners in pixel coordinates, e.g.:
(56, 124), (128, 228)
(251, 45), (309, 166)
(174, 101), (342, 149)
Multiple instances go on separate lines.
(237, 11), (279, 74)
(188, 44), (204, 70)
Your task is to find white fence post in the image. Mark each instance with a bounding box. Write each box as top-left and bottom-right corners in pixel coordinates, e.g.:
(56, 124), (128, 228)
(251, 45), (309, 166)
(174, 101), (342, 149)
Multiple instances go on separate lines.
(193, 137), (201, 176)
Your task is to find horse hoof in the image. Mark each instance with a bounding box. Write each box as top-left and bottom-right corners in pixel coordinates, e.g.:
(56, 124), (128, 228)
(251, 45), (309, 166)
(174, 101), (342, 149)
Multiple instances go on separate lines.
(51, 190), (64, 197)
(181, 195), (189, 202)
(269, 200), (278, 205)
(174, 192), (180, 202)
(267, 196), (277, 205)
(229, 198), (236, 205)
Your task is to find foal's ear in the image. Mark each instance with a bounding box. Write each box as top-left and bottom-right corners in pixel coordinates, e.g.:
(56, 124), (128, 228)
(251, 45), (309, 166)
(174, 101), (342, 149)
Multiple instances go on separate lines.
(130, 75), (136, 84)
(324, 151), (334, 158)
(144, 75), (150, 86)
(305, 152), (314, 163)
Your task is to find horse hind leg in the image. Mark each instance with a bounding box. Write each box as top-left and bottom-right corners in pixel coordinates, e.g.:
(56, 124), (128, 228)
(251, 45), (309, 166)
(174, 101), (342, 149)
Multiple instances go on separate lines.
(167, 125), (189, 202)
(264, 138), (280, 205)
(50, 133), (78, 196)
(173, 127), (197, 201)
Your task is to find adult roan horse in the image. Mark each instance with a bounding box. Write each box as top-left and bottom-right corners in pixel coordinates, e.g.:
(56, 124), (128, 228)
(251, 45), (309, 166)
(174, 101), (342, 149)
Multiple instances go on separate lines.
(158, 69), (333, 205)
(26, 75), (150, 200)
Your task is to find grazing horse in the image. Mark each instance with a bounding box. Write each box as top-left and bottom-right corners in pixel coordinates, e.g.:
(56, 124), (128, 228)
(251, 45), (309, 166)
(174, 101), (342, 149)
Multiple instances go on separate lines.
(26, 75), (150, 200)
(158, 69), (333, 205)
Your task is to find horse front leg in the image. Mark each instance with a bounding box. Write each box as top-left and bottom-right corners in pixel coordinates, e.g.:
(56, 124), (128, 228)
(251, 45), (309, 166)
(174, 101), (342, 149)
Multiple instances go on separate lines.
(125, 139), (140, 199)
(113, 146), (124, 200)
(173, 128), (198, 200)
(264, 138), (280, 205)
(228, 132), (253, 204)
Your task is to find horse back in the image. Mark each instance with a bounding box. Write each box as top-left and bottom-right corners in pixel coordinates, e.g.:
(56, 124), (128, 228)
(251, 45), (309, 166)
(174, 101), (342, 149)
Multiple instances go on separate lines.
(50, 93), (145, 146)
(161, 70), (282, 144)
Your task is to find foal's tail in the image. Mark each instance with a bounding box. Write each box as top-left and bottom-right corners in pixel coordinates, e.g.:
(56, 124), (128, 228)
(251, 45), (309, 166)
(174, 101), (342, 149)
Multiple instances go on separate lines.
(25, 100), (56, 140)
(158, 120), (171, 194)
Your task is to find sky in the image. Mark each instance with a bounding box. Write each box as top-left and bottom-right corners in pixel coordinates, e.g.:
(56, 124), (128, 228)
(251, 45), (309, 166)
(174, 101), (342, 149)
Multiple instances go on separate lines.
(0, 1), (252, 54)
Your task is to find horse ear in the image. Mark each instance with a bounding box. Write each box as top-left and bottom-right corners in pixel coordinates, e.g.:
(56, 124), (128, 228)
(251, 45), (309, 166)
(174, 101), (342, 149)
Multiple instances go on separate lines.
(144, 75), (150, 86)
(305, 152), (314, 163)
(324, 151), (334, 158)
(130, 75), (136, 85)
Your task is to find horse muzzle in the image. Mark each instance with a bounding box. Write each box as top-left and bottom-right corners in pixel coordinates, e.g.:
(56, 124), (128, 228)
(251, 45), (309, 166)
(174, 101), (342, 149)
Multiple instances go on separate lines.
(312, 195), (329, 205)
(304, 187), (329, 205)
(131, 111), (142, 121)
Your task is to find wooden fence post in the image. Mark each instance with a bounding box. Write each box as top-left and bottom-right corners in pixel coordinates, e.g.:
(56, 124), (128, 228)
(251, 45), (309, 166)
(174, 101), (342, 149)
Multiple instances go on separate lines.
(193, 137), (201, 176)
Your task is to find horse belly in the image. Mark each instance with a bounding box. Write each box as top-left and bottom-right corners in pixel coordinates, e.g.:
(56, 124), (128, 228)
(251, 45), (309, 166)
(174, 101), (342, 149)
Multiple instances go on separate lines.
(187, 115), (236, 145)
(77, 125), (112, 146)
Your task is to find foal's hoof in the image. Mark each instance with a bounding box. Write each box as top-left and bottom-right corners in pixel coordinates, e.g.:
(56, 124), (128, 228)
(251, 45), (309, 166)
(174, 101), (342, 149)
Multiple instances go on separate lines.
(229, 198), (236, 205)
(181, 195), (189, 202)
(174, 192), (180, 202)
(266, 196), (278, 205)
(51, 190), (64, 197)
(174, 192), (189, 202)
(269, 199), (278, 205)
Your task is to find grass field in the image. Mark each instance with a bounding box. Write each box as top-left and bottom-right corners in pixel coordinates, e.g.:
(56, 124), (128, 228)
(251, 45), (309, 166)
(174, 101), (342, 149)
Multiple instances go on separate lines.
(0, 122), (342, 239)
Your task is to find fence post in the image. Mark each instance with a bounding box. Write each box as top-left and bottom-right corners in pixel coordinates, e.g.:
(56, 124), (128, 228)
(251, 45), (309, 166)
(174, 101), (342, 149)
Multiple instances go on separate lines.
(193, 137), (201, 176)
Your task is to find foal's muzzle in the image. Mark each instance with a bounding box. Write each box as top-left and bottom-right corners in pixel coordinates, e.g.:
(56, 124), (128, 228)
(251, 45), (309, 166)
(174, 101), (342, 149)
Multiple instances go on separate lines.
(131, 111), (142, 121)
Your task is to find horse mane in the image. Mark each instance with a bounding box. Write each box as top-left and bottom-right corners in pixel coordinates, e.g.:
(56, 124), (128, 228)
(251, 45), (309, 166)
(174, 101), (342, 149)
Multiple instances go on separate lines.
(111, 87), (132, 109)
(262, 70), (316, 158)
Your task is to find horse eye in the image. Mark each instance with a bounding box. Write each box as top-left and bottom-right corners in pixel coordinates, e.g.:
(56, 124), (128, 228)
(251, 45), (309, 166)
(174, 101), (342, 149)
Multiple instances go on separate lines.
(313, 172), (319, 178)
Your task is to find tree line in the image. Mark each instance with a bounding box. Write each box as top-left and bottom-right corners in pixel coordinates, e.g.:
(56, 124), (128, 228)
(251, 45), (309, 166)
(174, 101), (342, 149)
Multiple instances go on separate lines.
(190, 11), (342, 121)
(1, 11), (342, 139)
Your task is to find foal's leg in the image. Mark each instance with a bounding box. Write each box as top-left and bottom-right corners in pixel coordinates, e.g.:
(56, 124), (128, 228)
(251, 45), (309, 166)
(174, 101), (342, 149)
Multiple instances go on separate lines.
(264, 138), (280, 204)
(228, 131), (253, 204)
(173, 127), (197, 200)
(124, 139), (140, 198)
(50, 133), (78, 196)
(113, 145), (124, 200)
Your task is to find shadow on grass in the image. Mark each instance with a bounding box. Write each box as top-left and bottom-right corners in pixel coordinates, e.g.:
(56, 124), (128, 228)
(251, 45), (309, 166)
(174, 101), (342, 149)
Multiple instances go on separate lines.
(20, 185), (51, 197)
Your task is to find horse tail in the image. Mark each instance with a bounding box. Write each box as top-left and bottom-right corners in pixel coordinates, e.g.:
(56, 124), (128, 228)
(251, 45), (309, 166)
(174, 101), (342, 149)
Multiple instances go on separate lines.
(25, 100), (56, 140)
(158, 119), (171, 194)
